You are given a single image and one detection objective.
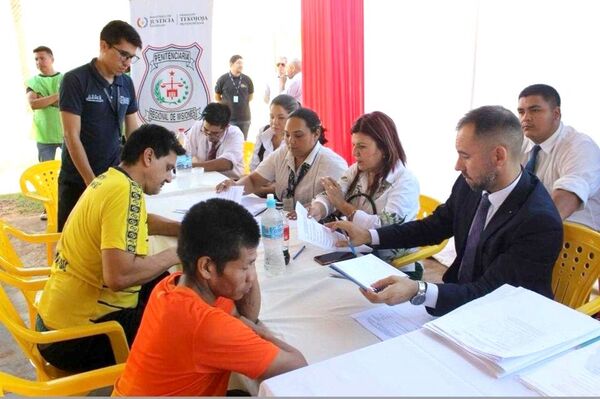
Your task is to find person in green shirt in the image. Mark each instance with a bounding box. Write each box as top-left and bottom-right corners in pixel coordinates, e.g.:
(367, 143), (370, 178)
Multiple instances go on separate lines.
(26, 46), (63, 162)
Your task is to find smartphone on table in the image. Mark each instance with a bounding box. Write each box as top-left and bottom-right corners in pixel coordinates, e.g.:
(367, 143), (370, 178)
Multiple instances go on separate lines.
(314, 251), (357, 266)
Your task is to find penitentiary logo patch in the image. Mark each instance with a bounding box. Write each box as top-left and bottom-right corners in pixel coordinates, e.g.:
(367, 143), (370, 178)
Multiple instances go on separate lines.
(137, 43), (210, 135)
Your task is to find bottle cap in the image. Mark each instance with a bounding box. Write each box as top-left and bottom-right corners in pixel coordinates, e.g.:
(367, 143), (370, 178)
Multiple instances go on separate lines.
(266, 193), (276, 208)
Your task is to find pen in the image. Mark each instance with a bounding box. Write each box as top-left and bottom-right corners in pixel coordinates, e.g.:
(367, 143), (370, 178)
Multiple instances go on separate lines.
(347, 236), (357, 257)
(292, 245), (306, 260)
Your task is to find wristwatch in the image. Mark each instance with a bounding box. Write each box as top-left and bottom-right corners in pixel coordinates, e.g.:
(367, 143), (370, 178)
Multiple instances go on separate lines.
(409, 281), (428, 305)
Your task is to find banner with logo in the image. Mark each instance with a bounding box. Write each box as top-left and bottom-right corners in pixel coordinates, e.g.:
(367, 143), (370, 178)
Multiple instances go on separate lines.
(130, 0), (212, 137)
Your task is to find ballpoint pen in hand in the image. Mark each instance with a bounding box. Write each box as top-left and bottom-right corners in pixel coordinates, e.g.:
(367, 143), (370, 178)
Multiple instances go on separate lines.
(346, 234), (357, 257)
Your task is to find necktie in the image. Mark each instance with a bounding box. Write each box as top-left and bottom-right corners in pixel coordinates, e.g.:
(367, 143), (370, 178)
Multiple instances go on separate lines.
(207, 142), (219, 160)
(286, 163), (310, 198)
(525, 145), (541, 173)
(458, 193), (491, 283)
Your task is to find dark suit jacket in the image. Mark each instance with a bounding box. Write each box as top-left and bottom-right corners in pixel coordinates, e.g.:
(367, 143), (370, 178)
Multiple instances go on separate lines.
(377, 171), (563, 316)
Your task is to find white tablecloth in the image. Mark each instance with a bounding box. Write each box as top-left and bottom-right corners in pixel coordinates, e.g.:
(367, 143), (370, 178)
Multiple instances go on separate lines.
(147, 175), (397, 394)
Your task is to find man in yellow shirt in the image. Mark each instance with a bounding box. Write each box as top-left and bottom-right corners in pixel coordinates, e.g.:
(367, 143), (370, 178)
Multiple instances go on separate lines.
(37, 124), (185, 372)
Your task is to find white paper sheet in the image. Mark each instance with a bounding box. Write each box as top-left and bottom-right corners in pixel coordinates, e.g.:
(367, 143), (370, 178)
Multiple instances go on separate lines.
(215, 185), (243, 203)
(295, 201), (371, 252)
(329, 254), (407, 291)
(352, 303), (435, 341)
(295, 201), (347, 248)
(519, 338), (600, 396)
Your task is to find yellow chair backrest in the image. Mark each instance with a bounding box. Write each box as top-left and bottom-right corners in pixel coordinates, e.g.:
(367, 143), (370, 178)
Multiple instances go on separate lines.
(0, 219), (58, 272)
(0, 268), (129, 380)
(417, 194), (441, 219)
(552, 221), (600, 310)
(20, 160), (61, 233)
(243, 141), (255, 175)
(391, 194), (449, 268)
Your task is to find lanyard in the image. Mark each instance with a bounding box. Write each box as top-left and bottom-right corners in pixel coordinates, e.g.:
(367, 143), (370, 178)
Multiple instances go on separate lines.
(228, 72), (242, 95)
(103, 84), (122, 139)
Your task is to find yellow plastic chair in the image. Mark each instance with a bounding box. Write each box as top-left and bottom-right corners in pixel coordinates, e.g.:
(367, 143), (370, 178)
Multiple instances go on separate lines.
(0, 269), (129, 385)
(0, 364), (124, 397)
(552, 221), (600, 315)
(392, 195), (450, 268)
(20, 160), (61, 234)
(0, 219), (58, 273)
(243, 141), (255, 175)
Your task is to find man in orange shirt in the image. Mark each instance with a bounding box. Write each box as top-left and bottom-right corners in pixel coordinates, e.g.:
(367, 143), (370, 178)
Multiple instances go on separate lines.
(114, 198), (306, 396)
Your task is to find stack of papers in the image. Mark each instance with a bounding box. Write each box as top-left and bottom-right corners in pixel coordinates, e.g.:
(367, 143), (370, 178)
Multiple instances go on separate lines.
(423, 285), (600, 377)
(329, 254), (407, 292)
(519, 338), (600, 396)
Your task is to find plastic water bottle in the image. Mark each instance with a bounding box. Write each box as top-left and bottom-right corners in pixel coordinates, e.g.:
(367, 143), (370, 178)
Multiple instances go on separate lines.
(174, 154), (193, 188)
(261, 194), (285, 276)
(276, 202), (290, 265)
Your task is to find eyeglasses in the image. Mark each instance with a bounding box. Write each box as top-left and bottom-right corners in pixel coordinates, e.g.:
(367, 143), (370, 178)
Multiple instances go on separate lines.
(277, 63), (286, 67)
(110, 45), (140, 64)
(201, 125), (225, 137)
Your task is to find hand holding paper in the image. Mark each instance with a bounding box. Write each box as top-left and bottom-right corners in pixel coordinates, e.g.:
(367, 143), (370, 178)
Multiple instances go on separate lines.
(360, 276), (419, 305)
(324, 219), (372, 248)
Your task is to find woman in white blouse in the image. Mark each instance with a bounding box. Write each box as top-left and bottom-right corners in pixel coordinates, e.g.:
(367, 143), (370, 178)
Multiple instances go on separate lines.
(217, 107), (347, 209)
(308, 111), (421, 276)
(250, 94), (300, 171)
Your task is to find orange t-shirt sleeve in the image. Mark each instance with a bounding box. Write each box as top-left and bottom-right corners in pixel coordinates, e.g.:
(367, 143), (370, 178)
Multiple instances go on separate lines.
(193, 307), (280, 379)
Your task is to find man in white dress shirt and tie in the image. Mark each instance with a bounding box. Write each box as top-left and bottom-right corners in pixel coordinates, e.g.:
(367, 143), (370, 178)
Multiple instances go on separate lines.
(518, 84), (600, 231)
(184, 102), (244, 179)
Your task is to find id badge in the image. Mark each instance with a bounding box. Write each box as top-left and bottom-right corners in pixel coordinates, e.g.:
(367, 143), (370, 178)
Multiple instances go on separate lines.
(283, 197), (295, 213)
(233, 95), (239, 103)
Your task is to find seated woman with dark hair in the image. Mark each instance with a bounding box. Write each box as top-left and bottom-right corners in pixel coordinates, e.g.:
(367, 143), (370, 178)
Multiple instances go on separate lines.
(217, 107), (347, 210)
(250, 94), (300, 171)
(308, 111), (421, 277)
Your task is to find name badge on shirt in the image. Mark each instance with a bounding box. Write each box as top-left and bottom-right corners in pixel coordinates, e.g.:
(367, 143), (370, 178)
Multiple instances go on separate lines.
(233, 95), (239, 103)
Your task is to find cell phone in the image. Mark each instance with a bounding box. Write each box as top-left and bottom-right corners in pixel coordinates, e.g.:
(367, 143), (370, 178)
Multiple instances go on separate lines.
(314, 251), (357, 266)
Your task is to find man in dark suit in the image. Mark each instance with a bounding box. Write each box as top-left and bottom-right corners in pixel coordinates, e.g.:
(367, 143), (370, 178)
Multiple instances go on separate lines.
(330, 105), (563, 316)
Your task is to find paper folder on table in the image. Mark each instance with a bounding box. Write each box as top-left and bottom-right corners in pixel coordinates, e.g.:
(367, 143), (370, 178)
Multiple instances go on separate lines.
(329, 254), (407, 291)
(423, 285), (600, 377)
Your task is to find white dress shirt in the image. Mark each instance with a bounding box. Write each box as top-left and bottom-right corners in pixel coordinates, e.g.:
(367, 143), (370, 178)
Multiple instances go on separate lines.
(283, 72), (302, 104)
(184, 123), (244, 179)
(255, 142), (347, 206)
(522, 122), (600, 230)
(313, 160), (420, 228)
(369, 172), (522, 309)
(249, 126), (286, 171)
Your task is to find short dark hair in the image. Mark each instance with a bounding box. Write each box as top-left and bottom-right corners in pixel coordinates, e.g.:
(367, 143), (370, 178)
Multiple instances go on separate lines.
(121, 124), (185, 165)
(229, 54), (243, 65)
(271, 94), (301, 114)
(351, 111), (406, 195)
(518, 84), (561, 108)
(288, 107), (328, 145)
(100, 20), (142, 48)
(457, 105), (523, 158)
(178, 198), (260, 276)
(201, 102), (231, 128)
(33, 46), (53, 56)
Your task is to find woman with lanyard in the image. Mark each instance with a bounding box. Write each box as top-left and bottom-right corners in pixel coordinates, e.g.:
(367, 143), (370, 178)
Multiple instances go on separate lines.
(216, 107), (347, 213)
(307, 111), (422, 278)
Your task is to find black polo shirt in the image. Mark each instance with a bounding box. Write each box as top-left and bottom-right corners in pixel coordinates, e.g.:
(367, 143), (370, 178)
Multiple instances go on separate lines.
(215, 72), (254, 122)
(59, 58), (138, 184)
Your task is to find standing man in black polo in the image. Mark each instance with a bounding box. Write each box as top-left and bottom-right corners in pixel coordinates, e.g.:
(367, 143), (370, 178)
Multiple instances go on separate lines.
(58, 20), (141, 231)
(214, 55), (254, 140)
